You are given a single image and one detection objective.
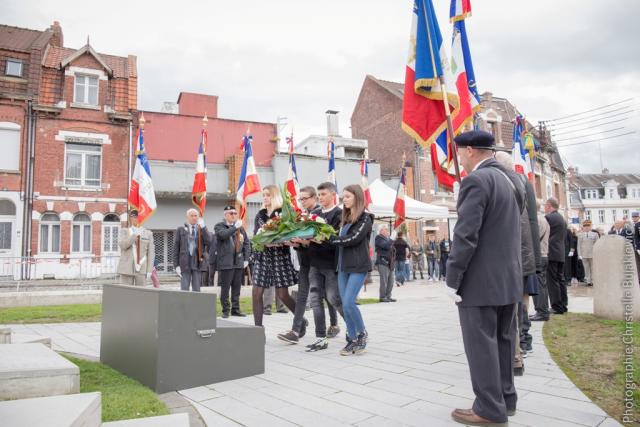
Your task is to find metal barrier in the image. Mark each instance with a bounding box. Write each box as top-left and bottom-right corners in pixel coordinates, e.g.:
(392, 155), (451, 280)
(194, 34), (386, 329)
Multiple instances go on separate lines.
(0, 255), (122, 282)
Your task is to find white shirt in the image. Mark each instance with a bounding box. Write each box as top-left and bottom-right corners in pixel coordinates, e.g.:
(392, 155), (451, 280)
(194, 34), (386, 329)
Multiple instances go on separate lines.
(472, 156), (493, 172)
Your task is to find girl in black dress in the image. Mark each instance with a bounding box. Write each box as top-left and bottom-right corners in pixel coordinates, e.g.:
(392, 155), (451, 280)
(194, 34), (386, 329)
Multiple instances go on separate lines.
(251, 185), (298, 326)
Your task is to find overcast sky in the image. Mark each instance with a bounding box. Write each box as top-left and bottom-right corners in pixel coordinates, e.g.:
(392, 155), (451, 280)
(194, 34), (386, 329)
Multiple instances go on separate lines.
(5, 0), (639, 174)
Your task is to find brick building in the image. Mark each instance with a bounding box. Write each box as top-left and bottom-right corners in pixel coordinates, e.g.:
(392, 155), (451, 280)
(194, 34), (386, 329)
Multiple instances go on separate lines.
(351, 75), (569, 243)
(0, 22), (137, 279)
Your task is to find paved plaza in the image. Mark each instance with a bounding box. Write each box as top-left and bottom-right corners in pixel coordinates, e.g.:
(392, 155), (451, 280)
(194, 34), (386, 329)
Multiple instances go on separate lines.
(1, 281), (620, 426)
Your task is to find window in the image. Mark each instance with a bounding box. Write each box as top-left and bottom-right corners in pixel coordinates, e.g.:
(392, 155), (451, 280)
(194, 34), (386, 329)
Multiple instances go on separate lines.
(65, 143), (101, 187)
(103, 214), (120, 253)
(72, 213), (92, 253)
(623, 209), (630, 219)
(598, 210), (605, 224)
(585, 210), (591, 221)
(74, 74), (99, 105)
(608, 188), (615, 199)
(633, 189), (639, 199)
(40, 213), (60, 253)
(584, 189), (598, 199)
(612, 209), (617, 221)
(0, 122), (20, 171)
(5, 59), (22, 77)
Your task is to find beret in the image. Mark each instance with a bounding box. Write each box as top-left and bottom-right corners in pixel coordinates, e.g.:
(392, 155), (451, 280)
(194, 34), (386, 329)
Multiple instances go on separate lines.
(454, 130), (495, 149)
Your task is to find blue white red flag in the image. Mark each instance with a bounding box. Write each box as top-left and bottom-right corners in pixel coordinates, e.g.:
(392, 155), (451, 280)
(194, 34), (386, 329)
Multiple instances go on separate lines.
(512, 115), (533, 180)
(328, 138), (338, 203)
(128, 127), (157, 224)
(236, 135), (261, 219)
(285, 134), (301, 211)
(191, 128), (208, 215)
(450, 18), (480, 134)
(402, 0), (459, 147)
(450, 0), (472, 22)
(393, 167), (407, 230)
(360, 157), (372, 208)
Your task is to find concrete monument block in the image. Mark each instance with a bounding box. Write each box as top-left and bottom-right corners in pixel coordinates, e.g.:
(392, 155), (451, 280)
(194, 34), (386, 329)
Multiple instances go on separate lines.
(102, 413), (189, 426)
(0, 327), (11, 344)
(0, 343), (79, 400)
(592, 235), (640, 321)
(0, 391), (101, 427)
(100, 284), (265, 393)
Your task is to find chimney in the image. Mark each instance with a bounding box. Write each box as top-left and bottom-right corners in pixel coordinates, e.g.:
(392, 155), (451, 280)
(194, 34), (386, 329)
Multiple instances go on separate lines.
(177, 92), (218, 117)
(326, 110), (340, 137)
(602, 167), (610, 174)
(481, 91), (493, 108)
(160, 102), (178, 114)
(49, 21), (63, 47)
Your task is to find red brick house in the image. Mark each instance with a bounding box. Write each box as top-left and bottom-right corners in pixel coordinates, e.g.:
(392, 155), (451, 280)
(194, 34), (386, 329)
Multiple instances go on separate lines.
(0, 22), (137, 279)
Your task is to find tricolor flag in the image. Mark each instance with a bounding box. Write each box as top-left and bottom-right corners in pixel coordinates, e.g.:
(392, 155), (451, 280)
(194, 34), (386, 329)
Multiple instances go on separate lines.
(236, 135), (261, 219)
(450, 0), (472, 22)
(402, 0), (459, 147)
(285, 134), (301, 211)
(512, 115), (533, 181)
(191, 128), (207, 215)
(360, 157), (372, 208)
(431, 130), (457, 190)
(128, 127), (157, 224)
(393, 166), (407, 230)
(327, 138), (338, 203)
(450, 19), (480, 134)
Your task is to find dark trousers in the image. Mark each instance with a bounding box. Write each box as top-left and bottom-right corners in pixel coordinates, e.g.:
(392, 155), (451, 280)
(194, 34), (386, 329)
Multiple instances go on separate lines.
(291, 265), (310, 334)
(547, 260), (567, 313)
(218, 268), (243, 314)
(208, 266), (216, 287)
(309, 266), (343, 337)
(440, 253), (449, 278)
(533, 257), (549, 318)
(378, 263), (394, 299)
(458, 304), (518, 423)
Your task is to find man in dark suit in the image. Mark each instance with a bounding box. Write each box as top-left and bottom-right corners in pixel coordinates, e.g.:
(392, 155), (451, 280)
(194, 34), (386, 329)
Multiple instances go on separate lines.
(208, 230), (217, 287)
(544, 197), (568, 314)
(214, 205), (250, 318)
(446, 131), (524, 426)
(173, 208), (209, 292)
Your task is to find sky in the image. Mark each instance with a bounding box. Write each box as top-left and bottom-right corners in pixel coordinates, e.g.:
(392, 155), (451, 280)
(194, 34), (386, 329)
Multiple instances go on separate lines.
(4, 0), (639, 174)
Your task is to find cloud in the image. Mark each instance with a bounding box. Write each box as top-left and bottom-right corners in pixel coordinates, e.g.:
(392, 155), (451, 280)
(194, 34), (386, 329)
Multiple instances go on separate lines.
(4, 0), (639, 173)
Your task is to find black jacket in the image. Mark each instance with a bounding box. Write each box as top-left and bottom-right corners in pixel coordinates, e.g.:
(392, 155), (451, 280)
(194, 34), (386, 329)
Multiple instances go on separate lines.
(545, 210), (567, 262)
(634, 221), (640, 250)
(330, 212), (374, 274)
(446, 158), (524, 307)
(214, 221), (251, 270)
(173, 223), (209, 272)
(208, 231), (217, 270)
(374, 234), (393, 266)
(293, 204), (320, 268)
(308, 206), (342, 270)
(520, 176), (541, 276)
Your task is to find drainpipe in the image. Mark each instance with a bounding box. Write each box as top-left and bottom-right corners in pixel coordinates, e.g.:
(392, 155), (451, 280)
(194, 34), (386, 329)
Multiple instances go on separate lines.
(21, 101), (35, 280)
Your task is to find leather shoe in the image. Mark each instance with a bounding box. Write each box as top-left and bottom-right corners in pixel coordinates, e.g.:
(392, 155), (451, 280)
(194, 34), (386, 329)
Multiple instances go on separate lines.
(451, 408), (507, 426)
(529, 314), (549, 321)
(379, 298), (390, 303)
(388, 298), (397, 302)
(231, 311), (246, 317)
(221, 312), (229, 319)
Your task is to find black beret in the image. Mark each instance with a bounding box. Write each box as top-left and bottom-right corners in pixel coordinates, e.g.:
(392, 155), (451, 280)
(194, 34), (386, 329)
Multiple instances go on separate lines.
(129, 209), (138, 217)
(223, 205), (236, 212)
(454, 130), (495, 149)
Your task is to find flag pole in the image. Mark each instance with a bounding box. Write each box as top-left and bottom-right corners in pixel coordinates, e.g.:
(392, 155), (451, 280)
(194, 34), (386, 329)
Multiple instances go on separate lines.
(421, 0), (461, 183)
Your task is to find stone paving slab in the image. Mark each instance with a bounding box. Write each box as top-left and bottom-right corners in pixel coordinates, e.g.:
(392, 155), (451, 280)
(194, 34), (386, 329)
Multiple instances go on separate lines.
(0, 281), (621, 426)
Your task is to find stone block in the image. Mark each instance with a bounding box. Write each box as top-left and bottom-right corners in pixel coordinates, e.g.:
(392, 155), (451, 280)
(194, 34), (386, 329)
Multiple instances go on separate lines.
(102, 413), (189, 426)
(0, 327), (10, 344)
(0, 343), (79, 400)
(0, 391), (101, 427)
(592, 235), (640, 321)
(10, 333), (52, 347)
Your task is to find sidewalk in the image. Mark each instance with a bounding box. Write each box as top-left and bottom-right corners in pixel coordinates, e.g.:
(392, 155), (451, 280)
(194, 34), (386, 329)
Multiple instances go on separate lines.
(1, 280), (619, 426)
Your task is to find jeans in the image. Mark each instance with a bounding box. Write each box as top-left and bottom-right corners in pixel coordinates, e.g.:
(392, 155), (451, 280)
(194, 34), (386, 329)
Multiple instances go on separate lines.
(404, 263), (411, 281)
(378, 263), (394, 299)
(440, 253), (449, 278)
(338, 271), (367, 340)
(395, 263), (405, 284)
(427, 257), (437, 279)
(291, 265), (310, 334)
(309, 267), (343, 337)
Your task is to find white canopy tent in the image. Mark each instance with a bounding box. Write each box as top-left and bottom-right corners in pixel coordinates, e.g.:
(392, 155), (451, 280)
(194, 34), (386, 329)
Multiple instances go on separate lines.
(367, 178), (450, 220)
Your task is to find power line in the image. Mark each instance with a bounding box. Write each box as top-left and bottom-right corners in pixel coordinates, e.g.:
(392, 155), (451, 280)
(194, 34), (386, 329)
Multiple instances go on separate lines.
(555, 131), (637, 148)
(550, 115), (634, 136)
(545, 106), (635, 128)
(553, 127), (626, 142)
(541, 98), (634, 123)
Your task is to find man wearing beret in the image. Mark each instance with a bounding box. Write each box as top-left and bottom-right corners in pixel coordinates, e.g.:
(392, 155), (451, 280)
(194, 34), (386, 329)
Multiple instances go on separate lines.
(445, 130), (525, 425)
(117, 209), (155, 286)
(215, 205), (250, 318)
(577, 219), (599, 286)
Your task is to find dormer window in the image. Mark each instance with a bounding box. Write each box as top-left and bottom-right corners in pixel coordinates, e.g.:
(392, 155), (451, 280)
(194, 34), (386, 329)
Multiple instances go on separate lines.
(74, 74), (99, 106)
(5, 59), (23, 77)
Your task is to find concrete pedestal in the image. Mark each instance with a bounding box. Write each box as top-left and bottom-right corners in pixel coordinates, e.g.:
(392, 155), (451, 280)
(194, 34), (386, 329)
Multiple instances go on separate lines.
(0, 343), (79, 400)
(100, 284), (265, 393)
(592, 235), (640, 321)
(0, 391), (101, 427)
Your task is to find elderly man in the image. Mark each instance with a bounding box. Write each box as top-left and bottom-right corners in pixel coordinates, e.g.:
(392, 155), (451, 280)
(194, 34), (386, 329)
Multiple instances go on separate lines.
(446, 131), (524, 425)
(375, 225), (396, 302)
(117, 209), (155, 286)
(173, 208), (209, 292)
(215, 205), (250, 318)
(577, 220), (599, 286)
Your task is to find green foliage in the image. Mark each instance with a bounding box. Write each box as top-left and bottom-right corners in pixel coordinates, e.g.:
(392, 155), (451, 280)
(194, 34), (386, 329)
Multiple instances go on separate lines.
(0, 304), (102, 324)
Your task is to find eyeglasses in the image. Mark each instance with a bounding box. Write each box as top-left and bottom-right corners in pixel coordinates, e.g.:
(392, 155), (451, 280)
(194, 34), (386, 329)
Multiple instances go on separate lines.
(299, 196), (312, 202)
(226, 212), (238, 216)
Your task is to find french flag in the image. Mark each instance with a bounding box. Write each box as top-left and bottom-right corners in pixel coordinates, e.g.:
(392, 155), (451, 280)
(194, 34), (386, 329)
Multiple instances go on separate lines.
(393, 166), (407, 230)
(285, 134), (301, 211)
(360, 157), (372, 208)
(236, 135), (261, 219)
(401, 0), (458, 147)
(450, 18), (480, 134)
(512, 115), (533, 180)
(128, 125), (157, 224)
(450, 0), (472, 22)
(328, 138), (338, 203)
(191, 127), (208, 215)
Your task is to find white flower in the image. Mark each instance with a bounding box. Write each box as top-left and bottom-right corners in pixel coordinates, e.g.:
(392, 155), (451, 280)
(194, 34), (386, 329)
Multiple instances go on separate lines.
(315, 216), (326, 224)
